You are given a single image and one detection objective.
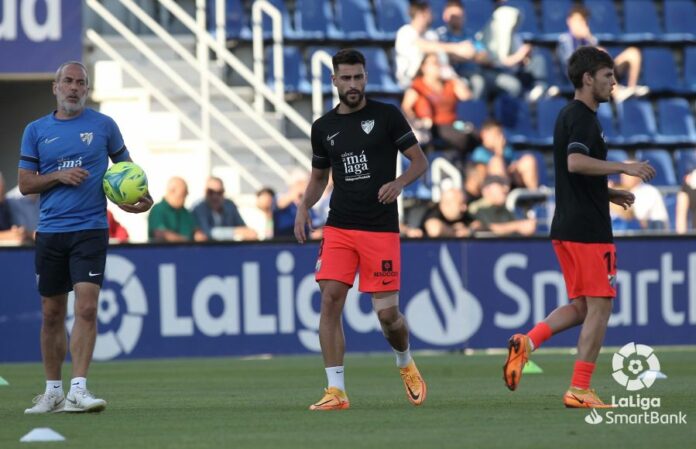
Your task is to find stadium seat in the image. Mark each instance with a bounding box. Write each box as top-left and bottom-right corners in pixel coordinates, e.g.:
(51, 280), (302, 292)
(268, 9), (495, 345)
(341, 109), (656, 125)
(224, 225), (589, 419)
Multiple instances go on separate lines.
(663, 191), (677, 231)
(662, 0), (696, 42)
(623, 0), (661, 41)
(583, 0), (621, 40)
(306, 47), (338, 94)
(656, 98), (696, 144)
(374, 0), (409, 39)
(641, 48), (684, 93)
(335, 0), (381, 40)
(456, 100), (488, 130)
(597, 102), (621, 144)
(520, 149), (550, 187)
(506, 0), (539, 39)
(635, 149), (677, 186)
(536, 98), (567, 144)
(356, 47), (400, 93)
(209, 0), (250, 40)
(429, 0), (448, 30)
(265, 46), (311, 94)
(607, 149), (628, 184)
(683, 47), (696, 92)
(462, 0), (494, 34)
(293, 0), (338, 39)
(616, 99), (657, 144)
(256, 0), (294, 40)
(540, 0), (572, 40)
(494, 95), (536, 144)
(673, 149), (696, 182)
(533, 46), (562, 88)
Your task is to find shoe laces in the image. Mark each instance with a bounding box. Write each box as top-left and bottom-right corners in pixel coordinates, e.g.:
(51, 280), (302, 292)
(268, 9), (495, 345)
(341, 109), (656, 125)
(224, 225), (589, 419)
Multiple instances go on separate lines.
(32, 392), (61, 404)
(72, 388), (95, 399)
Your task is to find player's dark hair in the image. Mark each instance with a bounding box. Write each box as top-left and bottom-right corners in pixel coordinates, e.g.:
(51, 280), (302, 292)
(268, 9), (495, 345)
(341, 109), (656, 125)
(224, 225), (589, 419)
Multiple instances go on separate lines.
(481, 119), (503, 131)
(257, 187), (276, 197)
(567, 46), (614, 89)
(445, 0), (463, 8)
(567, 5), (590, 20)
(332, 49), (366, 72)
(408, 0), (430, 18)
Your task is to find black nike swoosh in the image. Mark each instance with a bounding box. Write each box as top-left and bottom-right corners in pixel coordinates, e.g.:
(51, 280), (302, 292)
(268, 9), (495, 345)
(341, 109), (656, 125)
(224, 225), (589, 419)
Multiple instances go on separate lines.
(382, 280), (394, 285)
(407, 384), (420, 400)
(314, 399), (333, 407)
(67, 397), (78, 405)
(571, 394), (584, 404)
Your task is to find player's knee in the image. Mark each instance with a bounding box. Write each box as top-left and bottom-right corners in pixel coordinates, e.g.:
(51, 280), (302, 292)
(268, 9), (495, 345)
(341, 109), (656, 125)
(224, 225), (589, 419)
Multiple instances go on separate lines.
(74, 300), (98, 322)
(379, 313), (405, 337)
(42, 306), (65, 328)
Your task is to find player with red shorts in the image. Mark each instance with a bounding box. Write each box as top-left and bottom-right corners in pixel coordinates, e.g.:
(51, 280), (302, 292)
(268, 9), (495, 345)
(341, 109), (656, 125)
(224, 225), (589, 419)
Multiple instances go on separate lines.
(502, 47), (655, 407)
(295, 49), (428, 410)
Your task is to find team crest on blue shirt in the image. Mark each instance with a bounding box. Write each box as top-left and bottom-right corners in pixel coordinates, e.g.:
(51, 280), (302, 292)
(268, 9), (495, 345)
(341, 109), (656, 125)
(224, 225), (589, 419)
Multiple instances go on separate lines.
(361, 120), (374, 134)
(80, 132), (93, 146)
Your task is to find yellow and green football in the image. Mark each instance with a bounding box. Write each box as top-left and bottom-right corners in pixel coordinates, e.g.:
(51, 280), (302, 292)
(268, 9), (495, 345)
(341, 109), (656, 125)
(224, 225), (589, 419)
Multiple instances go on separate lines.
(103, 161), (148, 205)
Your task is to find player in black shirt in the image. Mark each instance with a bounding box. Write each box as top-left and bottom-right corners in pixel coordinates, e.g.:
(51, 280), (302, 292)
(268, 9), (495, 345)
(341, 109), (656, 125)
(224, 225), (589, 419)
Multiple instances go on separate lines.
(503, 46), (655, 407)
(294, 49), (428, 410)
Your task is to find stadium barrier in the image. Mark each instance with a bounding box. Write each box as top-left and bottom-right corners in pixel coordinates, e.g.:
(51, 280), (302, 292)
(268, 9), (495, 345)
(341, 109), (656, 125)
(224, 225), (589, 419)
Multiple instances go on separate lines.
(2, 238), (695, 362)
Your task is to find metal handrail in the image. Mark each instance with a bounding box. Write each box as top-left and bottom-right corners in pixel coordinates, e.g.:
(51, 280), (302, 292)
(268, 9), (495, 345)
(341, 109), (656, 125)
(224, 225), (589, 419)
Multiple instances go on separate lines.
(431, 157), (463, 202)
(310, 50), (339, 121)
(86, 29), (261, 191)
(252, 0), (284, 113)
(110, 0), (311, 171)
(86, 0), (300, 182)
(158, 0), (312, 137)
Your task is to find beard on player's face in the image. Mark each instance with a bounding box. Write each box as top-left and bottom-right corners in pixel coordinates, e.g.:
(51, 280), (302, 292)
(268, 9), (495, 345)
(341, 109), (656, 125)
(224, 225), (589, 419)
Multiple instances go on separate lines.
(339, 88), (365, 108)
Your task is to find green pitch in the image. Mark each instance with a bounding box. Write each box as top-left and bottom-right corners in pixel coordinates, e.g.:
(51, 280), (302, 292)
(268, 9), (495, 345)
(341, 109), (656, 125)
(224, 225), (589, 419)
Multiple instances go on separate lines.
(1, 349), (694, 448)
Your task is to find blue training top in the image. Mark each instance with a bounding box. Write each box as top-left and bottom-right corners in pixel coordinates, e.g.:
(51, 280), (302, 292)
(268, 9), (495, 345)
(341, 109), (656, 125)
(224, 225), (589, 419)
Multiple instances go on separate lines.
(18, 108), (131, 232)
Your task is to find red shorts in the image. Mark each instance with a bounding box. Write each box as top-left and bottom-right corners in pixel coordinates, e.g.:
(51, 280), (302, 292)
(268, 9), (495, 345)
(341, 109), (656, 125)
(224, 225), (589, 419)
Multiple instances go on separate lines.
(315, 226), (400, 293)
(552, 240), (617, 299)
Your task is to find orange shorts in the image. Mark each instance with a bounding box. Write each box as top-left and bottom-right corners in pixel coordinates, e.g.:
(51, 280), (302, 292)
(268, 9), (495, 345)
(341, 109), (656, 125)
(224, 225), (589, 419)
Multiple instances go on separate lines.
(315, 226), (400, 293)
(552, 240), (617, 299)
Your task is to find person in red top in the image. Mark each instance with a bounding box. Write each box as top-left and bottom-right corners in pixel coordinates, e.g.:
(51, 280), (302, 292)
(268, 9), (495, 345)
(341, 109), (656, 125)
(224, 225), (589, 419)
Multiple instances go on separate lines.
(106, 209), (129, 243)
(402, 53), (473, 154)
(502, 47), (655, 408)
(295, 49), (429, 411)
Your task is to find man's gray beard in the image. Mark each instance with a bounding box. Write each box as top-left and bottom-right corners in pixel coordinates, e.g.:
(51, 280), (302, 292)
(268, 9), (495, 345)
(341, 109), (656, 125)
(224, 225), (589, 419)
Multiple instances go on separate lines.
(60, 97), (86, 115)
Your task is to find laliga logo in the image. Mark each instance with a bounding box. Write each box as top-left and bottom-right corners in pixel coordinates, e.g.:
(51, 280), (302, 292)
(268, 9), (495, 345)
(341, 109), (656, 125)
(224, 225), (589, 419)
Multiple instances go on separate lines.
(67, 255), (148, 360)
(405, 245), (483, 345)
(612, 342), (661, 391)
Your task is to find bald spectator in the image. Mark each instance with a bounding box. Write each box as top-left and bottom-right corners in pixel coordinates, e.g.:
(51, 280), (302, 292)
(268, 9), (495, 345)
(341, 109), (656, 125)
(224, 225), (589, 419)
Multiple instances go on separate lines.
(192, 177), (257, 241)
(422, 186), (477, 237)
(148, 177), (206, 242)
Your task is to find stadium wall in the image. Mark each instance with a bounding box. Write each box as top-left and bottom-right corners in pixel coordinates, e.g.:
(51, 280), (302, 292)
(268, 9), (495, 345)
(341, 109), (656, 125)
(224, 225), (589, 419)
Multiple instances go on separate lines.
(2, 238), (695, 362)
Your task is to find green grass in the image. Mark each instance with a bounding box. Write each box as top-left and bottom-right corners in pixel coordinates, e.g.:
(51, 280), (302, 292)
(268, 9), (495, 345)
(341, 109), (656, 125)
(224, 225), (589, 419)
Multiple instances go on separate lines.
(1, 349), (695, 448)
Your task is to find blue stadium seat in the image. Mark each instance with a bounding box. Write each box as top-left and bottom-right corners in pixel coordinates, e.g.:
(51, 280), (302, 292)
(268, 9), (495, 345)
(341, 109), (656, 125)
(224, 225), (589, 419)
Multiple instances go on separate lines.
(616, 99), (657, 144)
(456, 100), (488, 130)
(520, 149), (550, 187)
(635, 149), (677, 186)
(293, 0), (338, 39)
(534, 46), (562, 87)
(209, 0), (250, 40)
(674, 149), (696, 182)
(335, 0), (381, 40)
(356, 47), (400, 93)
(429, 0), (448, 30)
(506, 0), (539, 39)
(583, 0), (621, 40)
(494, 95), (536, 144)
(307, 47), (338, 94)
(663, 0), (696, 42)
(684, 47), (696, 91)
(641, 48), (684, 93)
(255, 0), (294, 40)
(265, 46), (311, 94)
(656, 98), (696, 144)
(597, 102), (621, 144)
(623, 0), (661, 41)
(540, 0), (571, 40)
(536, 98), (567, 144)
(664, 192), (677, 231)
(374, 0), (409, 39)
(462, 0), (494, 34)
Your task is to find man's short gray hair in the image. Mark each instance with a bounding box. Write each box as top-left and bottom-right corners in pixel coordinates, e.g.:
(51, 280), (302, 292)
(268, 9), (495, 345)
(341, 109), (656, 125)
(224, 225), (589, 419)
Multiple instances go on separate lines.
(55, 61), (89, 85)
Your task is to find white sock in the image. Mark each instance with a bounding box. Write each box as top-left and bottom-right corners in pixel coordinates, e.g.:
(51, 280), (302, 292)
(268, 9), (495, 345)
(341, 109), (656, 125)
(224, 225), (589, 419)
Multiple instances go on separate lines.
(394, 346), (412, 368)
(529, 339), (536, 352)
(325, 366), (345, 392)
(69, 377), (86, 393)
(45, 380), (63, 396)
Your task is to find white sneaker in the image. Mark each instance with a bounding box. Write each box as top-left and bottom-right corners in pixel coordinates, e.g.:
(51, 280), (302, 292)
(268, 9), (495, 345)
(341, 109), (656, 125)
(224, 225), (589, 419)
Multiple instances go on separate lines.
(24, 392), (65, 414)
(63, 389), (107, 413)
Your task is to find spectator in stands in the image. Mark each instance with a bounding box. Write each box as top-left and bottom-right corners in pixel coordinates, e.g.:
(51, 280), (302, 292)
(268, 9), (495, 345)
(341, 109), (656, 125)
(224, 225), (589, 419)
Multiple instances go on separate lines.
(557, 5), (648, 102)
(107, 209), (129, 243)
(463, 162), (483, 205)
(471, 119), (539, 189)
(6, 189), (39, 238)
(148, 176), (207, 242)
(192, 177), (257, 241)
(437, 0), (522, 99)
(676, 168), (696, 234)
(470, 175), (536, 236)
(0, 171), (29, 244)
(402, 53), (474, 156)
(274, 169), (314, 238)
(613, 164), (669, 230)
(422, 186), (477, 237)
(255, 187), (276, 240)
(395, 0), (476, 89)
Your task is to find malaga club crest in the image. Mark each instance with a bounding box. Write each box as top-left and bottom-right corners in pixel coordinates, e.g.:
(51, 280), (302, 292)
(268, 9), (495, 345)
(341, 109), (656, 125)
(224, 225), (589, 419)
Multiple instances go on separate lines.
(80, 132), (93, 146)
(361, 120), (374, 134)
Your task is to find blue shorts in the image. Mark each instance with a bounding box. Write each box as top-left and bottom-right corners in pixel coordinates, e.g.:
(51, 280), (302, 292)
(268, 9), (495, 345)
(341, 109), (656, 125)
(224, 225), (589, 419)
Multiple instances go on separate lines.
(35, 229), (109, 296)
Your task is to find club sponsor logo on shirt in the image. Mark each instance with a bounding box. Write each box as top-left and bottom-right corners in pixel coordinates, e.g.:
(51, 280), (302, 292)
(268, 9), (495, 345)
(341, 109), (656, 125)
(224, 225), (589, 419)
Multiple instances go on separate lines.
(361, 120), (374, 134)
(80, 132), (93, 146)
(57, 156), (83, 170)
(341, 150), (371, 182)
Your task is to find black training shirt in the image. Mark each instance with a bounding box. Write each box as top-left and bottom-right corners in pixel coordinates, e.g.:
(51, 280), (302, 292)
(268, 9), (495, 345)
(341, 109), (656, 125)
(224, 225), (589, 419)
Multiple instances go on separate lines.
(311, 99), (418, 232)
(550, 100), (613, 243)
